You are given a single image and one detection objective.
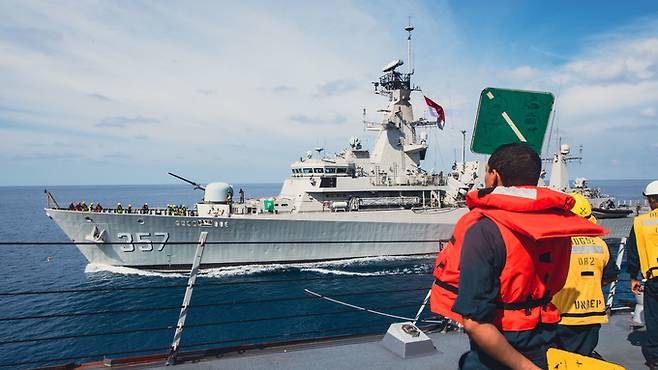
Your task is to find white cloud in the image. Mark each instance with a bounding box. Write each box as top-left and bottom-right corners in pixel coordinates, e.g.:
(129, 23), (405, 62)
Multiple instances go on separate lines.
(641, 106), (657, 117)
(497, 66), (540, 83)
(0, 1), (656, 184)
(0, 1), (471, 184)
(559, 81), (658, 117)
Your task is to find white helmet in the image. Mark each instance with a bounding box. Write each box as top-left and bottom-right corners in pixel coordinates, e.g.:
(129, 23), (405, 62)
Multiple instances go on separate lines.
(644, 180), (658, 196)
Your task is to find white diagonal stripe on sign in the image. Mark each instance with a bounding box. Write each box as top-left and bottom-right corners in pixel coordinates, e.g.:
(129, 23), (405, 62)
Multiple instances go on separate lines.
(501, 111), (527, 142)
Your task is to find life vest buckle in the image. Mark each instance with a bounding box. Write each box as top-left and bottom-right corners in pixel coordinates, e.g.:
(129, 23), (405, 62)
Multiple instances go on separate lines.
(524, 295), (533, 316)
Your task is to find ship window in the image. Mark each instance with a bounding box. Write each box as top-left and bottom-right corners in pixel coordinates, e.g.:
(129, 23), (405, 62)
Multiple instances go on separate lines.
(320, 177), (337, 188)
(325, 167), (336, 174)
(314, 168), (324, 173)
(336, 168), (347, 174)
(303, 168), (313, 174)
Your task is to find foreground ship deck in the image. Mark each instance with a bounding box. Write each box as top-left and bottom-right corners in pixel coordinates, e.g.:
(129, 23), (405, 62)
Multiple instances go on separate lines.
(70, 312), (644, 370)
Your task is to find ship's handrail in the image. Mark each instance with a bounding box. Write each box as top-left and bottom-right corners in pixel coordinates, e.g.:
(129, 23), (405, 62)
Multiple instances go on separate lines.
(0, 286), (431, 321)
(0, 274), (431, 297)
(50, 207), (200, 216)
(0, 266), (439, 369)
(0, 302), (422, 345)
(0, 238), (448, 245)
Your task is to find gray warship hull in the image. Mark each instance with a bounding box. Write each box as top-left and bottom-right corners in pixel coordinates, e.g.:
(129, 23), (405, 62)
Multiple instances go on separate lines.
(46, 208), (467, 269)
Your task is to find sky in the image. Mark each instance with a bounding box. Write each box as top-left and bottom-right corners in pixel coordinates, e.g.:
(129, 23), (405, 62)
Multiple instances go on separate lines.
(1, 0), (657, 186)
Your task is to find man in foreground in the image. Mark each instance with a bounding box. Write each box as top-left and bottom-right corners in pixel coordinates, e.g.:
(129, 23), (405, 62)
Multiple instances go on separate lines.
(552, 193), (618, 356)
(627, 180), (658, 369)
(430, 143), (607, 369)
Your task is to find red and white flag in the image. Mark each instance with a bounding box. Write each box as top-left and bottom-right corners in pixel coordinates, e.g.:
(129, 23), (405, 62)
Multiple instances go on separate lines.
(424, 95), (445, 129)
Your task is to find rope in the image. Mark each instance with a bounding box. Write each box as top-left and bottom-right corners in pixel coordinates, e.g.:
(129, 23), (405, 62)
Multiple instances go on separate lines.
(305, 289), (444, 324)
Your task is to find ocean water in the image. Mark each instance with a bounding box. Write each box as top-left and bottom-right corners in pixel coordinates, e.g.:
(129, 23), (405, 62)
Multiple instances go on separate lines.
(0, 180), (650, 368)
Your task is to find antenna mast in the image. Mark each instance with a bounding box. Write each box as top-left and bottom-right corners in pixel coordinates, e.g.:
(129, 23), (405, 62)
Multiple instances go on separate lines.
(460, 130), (467, 172)
(404, 19), (414, 75)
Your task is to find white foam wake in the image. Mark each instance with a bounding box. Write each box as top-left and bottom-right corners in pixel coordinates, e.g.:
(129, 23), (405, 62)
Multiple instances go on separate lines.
(200, 255), (432, 278)
(85, 263), (186, 278)
(199, 264), (292, 278)
(84, 255), (433, 278)
(301, 268), (394, 276)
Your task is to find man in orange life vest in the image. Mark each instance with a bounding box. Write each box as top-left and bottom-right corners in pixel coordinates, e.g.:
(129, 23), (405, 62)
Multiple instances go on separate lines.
(430, 143), (607, 369)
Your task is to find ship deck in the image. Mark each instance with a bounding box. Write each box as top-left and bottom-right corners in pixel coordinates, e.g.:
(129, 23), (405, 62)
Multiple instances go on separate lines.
(74, 311), (644, 370)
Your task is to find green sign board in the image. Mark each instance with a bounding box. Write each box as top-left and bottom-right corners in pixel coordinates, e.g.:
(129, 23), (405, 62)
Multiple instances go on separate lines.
(471, 88), (554, 155)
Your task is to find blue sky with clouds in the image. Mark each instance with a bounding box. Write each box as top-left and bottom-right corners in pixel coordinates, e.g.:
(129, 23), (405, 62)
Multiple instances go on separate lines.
(1, 1), (657, 185)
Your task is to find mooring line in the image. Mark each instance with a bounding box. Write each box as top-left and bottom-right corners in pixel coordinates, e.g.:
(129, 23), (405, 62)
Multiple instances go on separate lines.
(304, 288), (444, 324)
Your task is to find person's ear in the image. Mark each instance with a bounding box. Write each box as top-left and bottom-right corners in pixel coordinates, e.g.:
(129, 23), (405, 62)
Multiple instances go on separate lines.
(491, 169), (502, 187)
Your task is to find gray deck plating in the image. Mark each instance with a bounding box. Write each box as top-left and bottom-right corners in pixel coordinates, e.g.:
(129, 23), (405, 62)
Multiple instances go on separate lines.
(135, 313), (642, 369)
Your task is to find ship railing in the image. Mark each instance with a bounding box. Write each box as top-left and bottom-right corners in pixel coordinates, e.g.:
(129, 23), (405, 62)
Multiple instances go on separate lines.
(0, 237), (634, 369)
(367, 174), (446, 187)
(52, 207), (200, 217)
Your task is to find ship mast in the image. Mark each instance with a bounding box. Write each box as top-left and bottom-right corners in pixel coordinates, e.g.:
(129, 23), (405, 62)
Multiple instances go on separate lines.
(405, 20), (414, 76)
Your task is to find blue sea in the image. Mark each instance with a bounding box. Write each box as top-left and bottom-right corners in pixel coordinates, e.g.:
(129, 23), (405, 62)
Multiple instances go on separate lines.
(0, 180), (649, 368)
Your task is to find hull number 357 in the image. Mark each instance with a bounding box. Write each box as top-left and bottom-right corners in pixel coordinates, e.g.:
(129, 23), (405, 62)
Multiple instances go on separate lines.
(117, 232), (169, 252)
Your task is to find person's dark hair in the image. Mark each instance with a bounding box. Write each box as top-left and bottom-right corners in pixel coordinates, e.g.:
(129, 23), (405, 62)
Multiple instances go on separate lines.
(487, 143), (541, 186)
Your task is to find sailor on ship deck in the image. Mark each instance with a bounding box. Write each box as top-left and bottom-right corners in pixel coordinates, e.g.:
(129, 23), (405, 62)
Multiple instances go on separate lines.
(627, 180), (658, 369)
(552, 193), (619, 357)
(430, 143), (607, 370)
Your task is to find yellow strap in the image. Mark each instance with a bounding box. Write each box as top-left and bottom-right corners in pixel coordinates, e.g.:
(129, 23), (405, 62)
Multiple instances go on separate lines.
(547, 348), (625, 369)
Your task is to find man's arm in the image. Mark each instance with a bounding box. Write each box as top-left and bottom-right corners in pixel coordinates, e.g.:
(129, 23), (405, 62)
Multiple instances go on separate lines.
(602, 243), (620, 286)
(626, 226), (643, 295)
(462, 318), (540, 370)
(452, 218), (538, 369)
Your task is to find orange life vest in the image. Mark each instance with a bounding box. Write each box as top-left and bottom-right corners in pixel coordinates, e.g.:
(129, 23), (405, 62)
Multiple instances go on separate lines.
(430, 186), (608, 332)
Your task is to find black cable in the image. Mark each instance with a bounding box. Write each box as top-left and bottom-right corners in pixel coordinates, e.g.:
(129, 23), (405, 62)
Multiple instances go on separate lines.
(0, 321), (394, 368)
(0, 303), (420, 345)
(187, 287), (428, 309)
(180, 321), (389, 350)
(0, 272), (432, 297)
(0, 304), (182, 322)
(0, 325), (174, 345)
(0, 286), (430, 321)
(184, 302), (420, 329)
(0, 239), (446, 245)
(0, 284), (187, 296)
(0, 345), (171, 368)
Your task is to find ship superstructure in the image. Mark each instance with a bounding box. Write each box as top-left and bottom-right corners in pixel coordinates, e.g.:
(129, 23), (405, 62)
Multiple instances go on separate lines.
(45, 26), (479, 269)
(546, 143), (632, 218)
